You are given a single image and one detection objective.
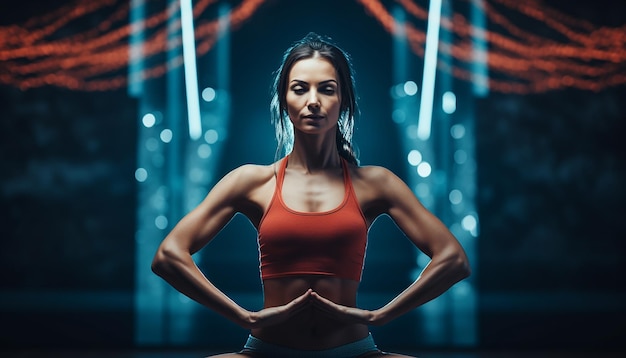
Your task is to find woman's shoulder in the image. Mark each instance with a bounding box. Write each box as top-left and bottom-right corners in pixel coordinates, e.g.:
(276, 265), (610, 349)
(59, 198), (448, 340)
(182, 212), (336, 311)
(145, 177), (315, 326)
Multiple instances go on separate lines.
(349, 163), (399, 185)
(204, 162), (273, 202)
(348, 164), (414, 209)
(223, 162), (276, 188)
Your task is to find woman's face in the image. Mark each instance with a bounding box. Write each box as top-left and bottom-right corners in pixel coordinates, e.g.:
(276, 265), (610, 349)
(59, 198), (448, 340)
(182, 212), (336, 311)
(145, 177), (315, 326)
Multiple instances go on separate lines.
(285, 57), (341, 136)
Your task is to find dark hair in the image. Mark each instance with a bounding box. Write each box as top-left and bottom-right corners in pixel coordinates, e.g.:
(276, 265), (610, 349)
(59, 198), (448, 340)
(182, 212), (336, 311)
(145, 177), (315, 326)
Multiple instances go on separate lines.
(270, 32), (359, 165)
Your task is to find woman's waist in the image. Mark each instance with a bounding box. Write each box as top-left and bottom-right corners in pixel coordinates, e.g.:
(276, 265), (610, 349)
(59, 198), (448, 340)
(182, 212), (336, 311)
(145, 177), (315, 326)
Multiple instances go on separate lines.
(262, 275), (360, 306)
(255, 275), (366, 348)
(251, 309), (369, 350)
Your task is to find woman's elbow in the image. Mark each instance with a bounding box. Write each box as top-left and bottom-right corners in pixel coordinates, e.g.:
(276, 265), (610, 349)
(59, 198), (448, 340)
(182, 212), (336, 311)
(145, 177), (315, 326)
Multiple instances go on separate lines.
(151, 249), (168, 277)
(151, 242), (181, 277)
(440, 248), (470, 281)
(454, 252), (471, 280)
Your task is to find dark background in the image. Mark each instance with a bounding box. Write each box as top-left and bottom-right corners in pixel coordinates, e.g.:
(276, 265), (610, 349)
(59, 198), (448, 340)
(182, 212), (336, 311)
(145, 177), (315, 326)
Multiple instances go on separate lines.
(1, 0), (625, 354)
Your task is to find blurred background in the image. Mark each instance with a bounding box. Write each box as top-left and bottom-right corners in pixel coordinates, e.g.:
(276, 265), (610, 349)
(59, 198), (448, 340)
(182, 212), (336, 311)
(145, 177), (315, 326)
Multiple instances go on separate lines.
(1, 0), (625, 356)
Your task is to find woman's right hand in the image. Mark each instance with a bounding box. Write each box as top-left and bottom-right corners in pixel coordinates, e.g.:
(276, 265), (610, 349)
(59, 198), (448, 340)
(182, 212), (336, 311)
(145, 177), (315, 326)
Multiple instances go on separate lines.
(243, 289), (313, 329)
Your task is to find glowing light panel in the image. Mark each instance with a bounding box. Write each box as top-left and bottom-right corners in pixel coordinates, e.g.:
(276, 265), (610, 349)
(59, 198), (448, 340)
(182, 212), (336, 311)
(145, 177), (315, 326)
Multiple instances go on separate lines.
(417, 0), (442, 140)
(180, 0), (202, 140)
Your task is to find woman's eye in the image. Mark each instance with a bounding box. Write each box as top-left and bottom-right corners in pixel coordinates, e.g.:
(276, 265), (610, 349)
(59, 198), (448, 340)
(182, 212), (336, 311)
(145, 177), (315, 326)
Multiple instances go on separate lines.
(292, 87), (306, 94)
(321, 87), (336, 94)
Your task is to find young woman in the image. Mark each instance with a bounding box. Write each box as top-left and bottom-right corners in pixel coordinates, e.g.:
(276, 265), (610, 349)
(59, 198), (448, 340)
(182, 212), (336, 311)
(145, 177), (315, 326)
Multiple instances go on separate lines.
(151, 33), (470, 358)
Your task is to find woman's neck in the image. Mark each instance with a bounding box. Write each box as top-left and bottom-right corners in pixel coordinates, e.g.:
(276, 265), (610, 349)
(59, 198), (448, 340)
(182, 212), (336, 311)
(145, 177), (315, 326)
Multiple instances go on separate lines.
(288, 132), (341, 173)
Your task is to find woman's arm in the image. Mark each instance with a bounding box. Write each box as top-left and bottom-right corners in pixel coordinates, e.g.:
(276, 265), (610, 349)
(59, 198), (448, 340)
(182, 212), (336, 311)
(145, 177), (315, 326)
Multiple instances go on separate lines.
(369, 167), (470, 325)
(151, 164), (312, 329)
(312, 166), (470, 325)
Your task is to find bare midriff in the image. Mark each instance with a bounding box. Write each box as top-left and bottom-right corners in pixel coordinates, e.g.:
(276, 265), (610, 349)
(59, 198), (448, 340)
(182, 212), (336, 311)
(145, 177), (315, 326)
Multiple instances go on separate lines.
(251, 275), (369, 350)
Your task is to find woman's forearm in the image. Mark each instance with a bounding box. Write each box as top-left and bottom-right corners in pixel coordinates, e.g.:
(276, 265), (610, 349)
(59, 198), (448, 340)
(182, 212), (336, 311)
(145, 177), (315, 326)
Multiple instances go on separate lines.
(372, 251), (470, 325)
(151, 243), (251, 327)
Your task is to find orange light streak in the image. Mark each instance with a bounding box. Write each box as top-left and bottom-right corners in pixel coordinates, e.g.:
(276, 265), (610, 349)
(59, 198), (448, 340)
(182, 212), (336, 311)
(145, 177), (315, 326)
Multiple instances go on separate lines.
(0, 0), (624, 93)
(0, 0), (260, 91)
(363, 0), (626, 93)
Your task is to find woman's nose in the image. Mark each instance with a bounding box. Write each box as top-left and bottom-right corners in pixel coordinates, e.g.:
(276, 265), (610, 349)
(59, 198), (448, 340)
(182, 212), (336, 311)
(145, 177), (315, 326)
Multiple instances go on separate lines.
(306, 91), (320, 108)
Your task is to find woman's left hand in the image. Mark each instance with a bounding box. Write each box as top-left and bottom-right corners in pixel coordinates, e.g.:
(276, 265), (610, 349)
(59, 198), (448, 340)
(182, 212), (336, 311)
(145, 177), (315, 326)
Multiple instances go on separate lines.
(310, 291), (383, 326)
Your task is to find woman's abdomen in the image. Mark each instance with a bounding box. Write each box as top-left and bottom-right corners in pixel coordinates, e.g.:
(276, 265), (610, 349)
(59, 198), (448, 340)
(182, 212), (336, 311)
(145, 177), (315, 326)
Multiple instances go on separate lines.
(252, 276), (369, 349)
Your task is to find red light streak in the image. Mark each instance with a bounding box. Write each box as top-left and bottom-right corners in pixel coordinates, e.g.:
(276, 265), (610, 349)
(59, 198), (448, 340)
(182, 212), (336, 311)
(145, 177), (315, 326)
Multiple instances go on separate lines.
(0, 0), (623, 93)
(360, 0), (625, 93)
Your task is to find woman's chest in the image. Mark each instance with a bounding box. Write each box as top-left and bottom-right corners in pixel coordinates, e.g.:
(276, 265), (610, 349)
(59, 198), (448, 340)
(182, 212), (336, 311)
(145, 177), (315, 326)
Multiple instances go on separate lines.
(281, 170), (346, 212)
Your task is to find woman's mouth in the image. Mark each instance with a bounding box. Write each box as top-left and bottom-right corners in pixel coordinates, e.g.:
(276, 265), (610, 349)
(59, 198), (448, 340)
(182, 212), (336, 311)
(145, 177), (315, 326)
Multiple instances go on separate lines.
(303, 114), (324, 120)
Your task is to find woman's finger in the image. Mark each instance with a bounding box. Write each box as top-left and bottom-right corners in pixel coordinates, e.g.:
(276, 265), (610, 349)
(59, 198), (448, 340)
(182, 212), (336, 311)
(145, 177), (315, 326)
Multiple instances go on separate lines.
(310, 291), (372, 324)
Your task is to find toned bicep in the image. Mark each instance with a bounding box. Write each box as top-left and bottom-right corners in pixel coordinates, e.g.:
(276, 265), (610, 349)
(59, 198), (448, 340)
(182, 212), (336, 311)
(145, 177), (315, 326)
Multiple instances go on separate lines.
(382, 172), (460, 258)
(160, 168), (250, 255)
(167, 195), (237, 254)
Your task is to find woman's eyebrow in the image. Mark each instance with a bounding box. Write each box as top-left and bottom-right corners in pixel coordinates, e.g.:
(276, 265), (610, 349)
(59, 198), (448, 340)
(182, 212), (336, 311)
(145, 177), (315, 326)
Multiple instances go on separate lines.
(289, 79), (338, 85)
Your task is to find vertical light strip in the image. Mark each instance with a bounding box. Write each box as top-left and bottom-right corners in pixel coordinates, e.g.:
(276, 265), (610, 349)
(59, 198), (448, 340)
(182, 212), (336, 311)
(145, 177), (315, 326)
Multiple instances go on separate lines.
(128, 0), (145, 97)
(180, 0), (202, 140)
(417, 0), (443, 140)
(392, 6), (407, 83)
(217, 4), (231, 90)
(471, 0), (489, 97)
(131, 0), (168, 346)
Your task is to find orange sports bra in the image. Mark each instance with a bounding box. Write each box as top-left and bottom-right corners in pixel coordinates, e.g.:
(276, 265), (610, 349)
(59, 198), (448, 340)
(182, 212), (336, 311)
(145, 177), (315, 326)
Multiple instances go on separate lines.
(257, 156), (368, 282)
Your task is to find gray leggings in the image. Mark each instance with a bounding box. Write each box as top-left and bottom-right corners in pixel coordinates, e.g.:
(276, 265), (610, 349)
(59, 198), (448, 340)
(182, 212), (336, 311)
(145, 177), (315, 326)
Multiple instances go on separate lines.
(239, 333), (382, 358)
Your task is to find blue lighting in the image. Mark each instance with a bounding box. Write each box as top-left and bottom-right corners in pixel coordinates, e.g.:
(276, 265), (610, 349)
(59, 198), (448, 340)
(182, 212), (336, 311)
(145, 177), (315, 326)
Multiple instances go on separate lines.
(180, 0), (202, 140)
(449, 189), (463, 205)
(417, 161), (432, 177)
(391, 83), (408, 98)
(197, 144), (212, 158)
(135, 168), (148, 182)
(450, 124), (466, 139)
(415, 182), (430, 198)
(408, 149), (423, 166)
(417, 0), (443, 140)
(406, 124), (419, 139)
(202, 87), (216, 102)
(189, 168), (207, 183)
(204, 129), (219, 144)
(151, 153), (164, 168)
(391, 1), (479, 348)
(392, 109), (406, 124)
(160, 129), (173, 143)
(128, 0), (145, 97)
(454, 149), (468, 164)
(404, 80), (418, 96)
(442, 91), (457, 114)
(155, 215), (168, 230)
(471, 0), (489, 97)
(462, 214), (478, 236)
(145, 138), (159, 151)
(142, 113), (156, 128)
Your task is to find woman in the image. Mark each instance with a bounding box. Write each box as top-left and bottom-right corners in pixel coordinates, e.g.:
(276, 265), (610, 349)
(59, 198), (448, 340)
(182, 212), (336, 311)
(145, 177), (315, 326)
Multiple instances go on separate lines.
(151, 33), (470, 358)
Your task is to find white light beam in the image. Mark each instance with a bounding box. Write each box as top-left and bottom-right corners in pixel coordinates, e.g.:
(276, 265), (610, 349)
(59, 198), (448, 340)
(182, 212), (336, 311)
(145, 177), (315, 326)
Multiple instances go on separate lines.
(417, 0), (443, 140)
(180, 0), (202, 140)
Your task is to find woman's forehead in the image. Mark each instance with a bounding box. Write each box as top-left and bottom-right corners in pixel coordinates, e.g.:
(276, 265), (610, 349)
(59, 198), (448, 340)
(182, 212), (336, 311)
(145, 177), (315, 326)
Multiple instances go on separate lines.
(288, 58), (338, 82)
